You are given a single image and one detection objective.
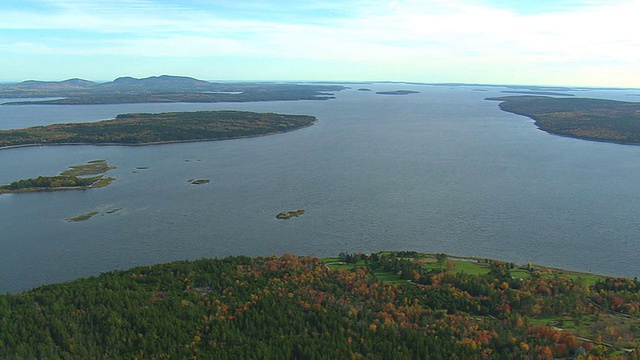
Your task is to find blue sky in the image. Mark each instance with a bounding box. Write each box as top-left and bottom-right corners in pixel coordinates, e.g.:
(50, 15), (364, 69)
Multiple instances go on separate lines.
(1, 0), (639, 87)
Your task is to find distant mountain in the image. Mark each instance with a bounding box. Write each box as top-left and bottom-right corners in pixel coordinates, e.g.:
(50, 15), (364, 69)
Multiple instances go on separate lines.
(2, 75), (214, 93)
(14, 78), (96, 90)
(0, 75), (346, 104)
(97, 75), (215, 92)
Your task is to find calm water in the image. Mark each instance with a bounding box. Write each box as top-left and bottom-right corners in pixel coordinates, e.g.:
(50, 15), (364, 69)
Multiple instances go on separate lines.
(1, 84), (640, 293)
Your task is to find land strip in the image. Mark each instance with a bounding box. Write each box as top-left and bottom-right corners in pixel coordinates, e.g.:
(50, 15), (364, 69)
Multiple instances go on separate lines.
(488, 95), (640, 145)
(0, 111), (317, 149)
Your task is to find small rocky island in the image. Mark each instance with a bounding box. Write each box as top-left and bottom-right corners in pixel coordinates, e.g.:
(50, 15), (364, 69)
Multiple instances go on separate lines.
(0, 160), (115, 194)
(276, 209), (306, 220)
(66, 211), (101, 222)
(66, 207), (123, 222)
(187, 179), (210, 185)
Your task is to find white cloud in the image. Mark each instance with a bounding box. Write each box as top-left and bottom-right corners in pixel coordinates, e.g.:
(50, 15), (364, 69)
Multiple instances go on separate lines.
(1, 0), (639, 85)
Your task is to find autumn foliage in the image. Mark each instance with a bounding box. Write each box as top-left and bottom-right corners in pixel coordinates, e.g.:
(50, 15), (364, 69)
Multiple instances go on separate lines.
(0, 252), (638, 359)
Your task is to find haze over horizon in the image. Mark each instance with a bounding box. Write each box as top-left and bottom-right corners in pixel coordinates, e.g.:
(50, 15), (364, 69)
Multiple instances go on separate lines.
(1, 0), (639, 88)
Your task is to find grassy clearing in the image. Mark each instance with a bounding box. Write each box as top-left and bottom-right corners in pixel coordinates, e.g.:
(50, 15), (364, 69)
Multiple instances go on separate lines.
(410, 253), (605, 286)
(322, 259), (365, 271)
(560, 273), (604, 288)
(509, 268), (531, 280)
(528, 313), (640, 349)
(372, 270), (406, 285)
(322, 258), (407, 285)
(445, 260), (492, 275)
(419, 256), (494, 276)
(60, 160), (115, 176)
(324, 252), (607, 287)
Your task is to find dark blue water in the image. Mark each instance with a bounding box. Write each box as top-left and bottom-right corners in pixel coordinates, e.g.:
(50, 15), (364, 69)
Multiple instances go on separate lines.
(1, 84), (639, 293)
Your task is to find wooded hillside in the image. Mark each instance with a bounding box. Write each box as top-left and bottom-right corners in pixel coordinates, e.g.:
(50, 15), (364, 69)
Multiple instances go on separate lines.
(1, 252), (638, 359)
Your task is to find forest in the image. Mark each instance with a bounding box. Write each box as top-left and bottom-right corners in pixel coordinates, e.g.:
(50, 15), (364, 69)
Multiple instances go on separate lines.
(1, 252), (638, 359)
(0, 175), (101, 192)
(0, 111), (317, 148)
(488, 96), (640, 145)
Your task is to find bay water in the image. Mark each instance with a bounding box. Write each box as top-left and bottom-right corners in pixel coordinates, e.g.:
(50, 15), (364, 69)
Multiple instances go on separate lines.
(1, 84), (639, 293)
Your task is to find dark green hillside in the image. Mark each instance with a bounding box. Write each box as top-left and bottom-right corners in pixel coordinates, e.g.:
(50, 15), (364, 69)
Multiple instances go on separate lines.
(0, 111), (316, 148)
(488, 96), (640, 145)
(1, 252), (638, 359)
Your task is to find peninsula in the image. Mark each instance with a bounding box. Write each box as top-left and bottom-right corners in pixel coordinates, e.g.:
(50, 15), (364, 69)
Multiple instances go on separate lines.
(488, 95), (640, 145)
(0, 111), (317, 149)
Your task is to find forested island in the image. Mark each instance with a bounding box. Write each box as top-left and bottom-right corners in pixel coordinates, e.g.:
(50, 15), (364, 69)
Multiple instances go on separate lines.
(376, 90), (419, 95)
(0, 75), (345, 105)
(0, 160), (115, 194)
(1, 251), (638, 359)
(0, 111), (317, 149)
(489, 95), (640, 145)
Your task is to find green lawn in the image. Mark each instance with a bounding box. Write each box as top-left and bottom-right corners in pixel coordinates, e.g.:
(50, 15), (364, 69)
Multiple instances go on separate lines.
(321, 258), (406, 285)
(322, 259), (366, 271)
(421, 258), (492, 276)
(509, 268), (531, 280)
(372, 270), (406, 285)
(324, 253), (606, 287)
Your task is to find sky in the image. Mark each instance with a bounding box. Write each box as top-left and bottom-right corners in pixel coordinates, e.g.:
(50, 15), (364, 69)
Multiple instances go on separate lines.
(1, 0), (639, 87)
